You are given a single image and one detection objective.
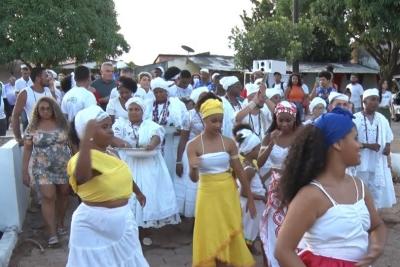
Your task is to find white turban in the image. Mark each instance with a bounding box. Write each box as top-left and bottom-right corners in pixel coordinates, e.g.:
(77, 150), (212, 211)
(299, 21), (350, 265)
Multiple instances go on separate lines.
(74, 105), (110, 140)
(266, 88), (282, 99)
(328, 92), (349, 104)
(151, 77), (169, 92)
(237, 129), (261, 155)
(309, 97), (327, 114)
(190, 87), (209, 104)
(125, 96), (145, 112)
(245, 83), (259, 96)
(200, 68), (209, 74)
(220, 76), (240, 91)
(363, 88), (379, 100)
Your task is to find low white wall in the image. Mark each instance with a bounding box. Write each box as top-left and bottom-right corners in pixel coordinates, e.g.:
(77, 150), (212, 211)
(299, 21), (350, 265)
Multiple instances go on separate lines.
(0, 140), (29, 231)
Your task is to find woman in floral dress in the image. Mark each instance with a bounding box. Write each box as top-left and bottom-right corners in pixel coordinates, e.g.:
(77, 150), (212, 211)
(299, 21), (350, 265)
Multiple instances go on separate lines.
(22, 97), (71, 247)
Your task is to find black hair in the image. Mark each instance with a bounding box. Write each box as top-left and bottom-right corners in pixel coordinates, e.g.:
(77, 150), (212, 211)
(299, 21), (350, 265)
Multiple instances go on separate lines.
(326, 65), (334, 73)
(279, 125), (328, 207)
(30, 67), (45, 82)
(196, 92), (222, 111)
(74, 66), (90, 82)
(180, 70), (192, 79)
(121, 67), (133, 74)
(60, 75), (73, 93)
(318, 71), (332, 80)
(232, 123), (253, 144)
(274, 72), (281, 76)
(267, 106), (302, 134)
(287, 73), (302, 87)
(164, 66), (181, 81)
(118, 76), (137, 93)
(378, 79), (390, 103)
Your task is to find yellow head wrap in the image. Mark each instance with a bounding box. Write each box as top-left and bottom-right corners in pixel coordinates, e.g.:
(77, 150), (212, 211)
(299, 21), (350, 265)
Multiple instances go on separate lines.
(200, 99), (224, 119)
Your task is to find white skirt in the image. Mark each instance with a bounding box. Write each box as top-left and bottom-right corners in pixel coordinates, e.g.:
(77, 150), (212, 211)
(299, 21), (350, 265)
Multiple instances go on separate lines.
(120, 151), (181, 228)
(67, 203), (149, 267)
(240, 197), (265, 243)
(174, 147), (198, 217)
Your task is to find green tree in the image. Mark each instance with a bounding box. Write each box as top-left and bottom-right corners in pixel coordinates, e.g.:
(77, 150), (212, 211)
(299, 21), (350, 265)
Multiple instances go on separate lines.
(311, 0), (400, 80)
(230, 0), (351, 70)
(0, 0), (129, 67)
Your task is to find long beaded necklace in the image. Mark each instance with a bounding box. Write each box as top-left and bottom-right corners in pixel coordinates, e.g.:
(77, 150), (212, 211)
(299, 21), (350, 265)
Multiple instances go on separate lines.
(152, 101), (170, 125)
(248, 112), (262, 137)
(362, 112), (378, 143)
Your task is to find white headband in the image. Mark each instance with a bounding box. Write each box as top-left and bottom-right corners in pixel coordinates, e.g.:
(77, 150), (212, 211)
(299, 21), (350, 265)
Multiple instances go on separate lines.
(238, 129), (261, 155)
(74, 105), (110, 140)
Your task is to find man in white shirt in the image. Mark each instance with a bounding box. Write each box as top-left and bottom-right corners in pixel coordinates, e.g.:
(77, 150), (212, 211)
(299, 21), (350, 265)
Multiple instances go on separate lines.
(168, 69), (193, 100)
(15, 64), (33, 130)
(61, 66), (97, 122)
(346, 74), (364, 112)
(271, 72), (287, 92)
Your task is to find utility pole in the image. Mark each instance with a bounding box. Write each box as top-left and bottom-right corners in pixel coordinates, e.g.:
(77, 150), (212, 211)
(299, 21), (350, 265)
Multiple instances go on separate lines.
(292, 0), (300, 73)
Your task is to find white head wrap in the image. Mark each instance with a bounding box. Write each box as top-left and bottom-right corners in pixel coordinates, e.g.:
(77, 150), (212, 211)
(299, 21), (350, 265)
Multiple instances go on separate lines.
(46, 69), (57, 79)
(155, 66), (164, 74)
(200, 68), (209, 74)
(328, 92), (349, 104)
(245, 83), (259, 96)
(266, 88), (282, 99)
(190, 87), (209, 104)
(211, 73), (220, 80)
(237, 129), (261, 155)
(220, 76), (240, 91)
(309, 97), (327, 114)
(363, 88), (379, 100)
(151, 77), (169, 92)
(74, 105), (110, 140)
(125, 96), (145, 112)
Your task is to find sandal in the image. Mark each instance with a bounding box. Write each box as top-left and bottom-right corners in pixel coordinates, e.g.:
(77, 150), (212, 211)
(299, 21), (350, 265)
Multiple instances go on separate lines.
(57, 227), (68, 236)
(48, 236), (59, 247)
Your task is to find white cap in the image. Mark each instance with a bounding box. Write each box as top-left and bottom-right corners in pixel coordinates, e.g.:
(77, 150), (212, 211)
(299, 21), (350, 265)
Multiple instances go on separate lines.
(190, 87), (209, 104)
(220, 76), (239, 91)
(328, 92), (349, 104)
(245, 83), (259, 96)
(309, 97), (327, 113)
(363, 88), (379, 100)
(200, 68), (209, 74)
(20, 64), (28, 69)
(46, 69), (57, 79)
(266, 88), (282, 99)
(151, 77), (169, 91)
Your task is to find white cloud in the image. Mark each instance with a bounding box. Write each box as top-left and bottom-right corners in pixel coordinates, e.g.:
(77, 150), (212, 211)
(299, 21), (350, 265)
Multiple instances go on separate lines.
(114, 0), (252, 65)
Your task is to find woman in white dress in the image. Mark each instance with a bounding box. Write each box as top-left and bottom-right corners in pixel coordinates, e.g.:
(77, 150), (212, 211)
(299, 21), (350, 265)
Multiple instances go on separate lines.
(174, 87), (209, 217)
(149, 77), (187, 179)
(112, 97), (181, 241)
(106, 77), (137, 123)
(257, 101), (301, 267)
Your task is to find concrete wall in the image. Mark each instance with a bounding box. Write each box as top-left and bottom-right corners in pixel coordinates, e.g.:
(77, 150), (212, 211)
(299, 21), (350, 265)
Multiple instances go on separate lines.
(0, 140), (29, 231)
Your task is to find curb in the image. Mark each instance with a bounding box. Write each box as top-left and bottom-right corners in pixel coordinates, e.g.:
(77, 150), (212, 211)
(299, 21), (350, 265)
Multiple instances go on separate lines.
(0, 228), (18, 267)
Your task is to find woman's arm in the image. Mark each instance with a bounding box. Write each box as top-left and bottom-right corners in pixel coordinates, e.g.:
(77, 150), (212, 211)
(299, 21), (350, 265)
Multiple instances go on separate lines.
(22, 134), (33, 187)
(241, 167), (255, 197)
(275, 186), (322, 267)
(257, 134), (274, 168)
(227, 139), (256, 218)
(111, 136), (131, 148)
(145, 135), (161, 150)
(176, 130), (190, 177)
(355, 185), (386, 267)
(187, 139), (200, 182)
(235, 101), (257, 123)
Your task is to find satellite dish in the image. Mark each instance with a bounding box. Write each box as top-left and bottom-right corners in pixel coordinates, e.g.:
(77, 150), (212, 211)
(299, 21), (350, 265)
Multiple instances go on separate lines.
(181, 45), (195, 53)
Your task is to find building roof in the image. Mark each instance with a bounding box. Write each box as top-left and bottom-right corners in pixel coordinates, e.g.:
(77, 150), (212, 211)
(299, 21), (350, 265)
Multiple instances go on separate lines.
(187, 55), (236, 72)
(287, 62), (379, 74)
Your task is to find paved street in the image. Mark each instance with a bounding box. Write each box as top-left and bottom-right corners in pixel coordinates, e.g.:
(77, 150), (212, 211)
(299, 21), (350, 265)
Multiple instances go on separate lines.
(8, 121), (400, 267)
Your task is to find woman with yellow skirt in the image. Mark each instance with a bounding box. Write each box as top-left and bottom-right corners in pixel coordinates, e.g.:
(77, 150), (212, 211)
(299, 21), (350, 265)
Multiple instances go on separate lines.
(187, 92), (256, 267)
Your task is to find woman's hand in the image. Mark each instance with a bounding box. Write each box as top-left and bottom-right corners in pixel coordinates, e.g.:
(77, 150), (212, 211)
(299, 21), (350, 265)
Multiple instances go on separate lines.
(145, 144), (156, 151)
(23, 171), (30, 187)
(382, 144), (390, 156)
(176, 163), (183, 177)
(246, 197), (257, 219)
(136, 192), (146, 207)
(355, 243), (384, 267)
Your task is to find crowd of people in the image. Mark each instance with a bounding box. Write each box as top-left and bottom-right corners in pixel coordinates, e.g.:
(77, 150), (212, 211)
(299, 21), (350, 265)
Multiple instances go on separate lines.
(4, 61), (398, 267)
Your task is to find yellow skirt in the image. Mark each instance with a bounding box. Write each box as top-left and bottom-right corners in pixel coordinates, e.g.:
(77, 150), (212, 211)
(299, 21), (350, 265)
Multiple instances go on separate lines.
(193, 172), (255, 267)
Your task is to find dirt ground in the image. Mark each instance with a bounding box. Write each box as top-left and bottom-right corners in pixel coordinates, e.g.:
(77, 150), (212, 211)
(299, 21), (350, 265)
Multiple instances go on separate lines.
(8, 121), (400, 267)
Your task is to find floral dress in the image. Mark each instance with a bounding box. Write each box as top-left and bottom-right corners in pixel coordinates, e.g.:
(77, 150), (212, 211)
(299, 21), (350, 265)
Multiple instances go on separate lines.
(28, 129), (71, 185)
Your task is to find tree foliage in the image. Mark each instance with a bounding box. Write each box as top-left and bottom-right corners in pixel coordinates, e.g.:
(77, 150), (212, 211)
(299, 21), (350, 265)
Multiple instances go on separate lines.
(230, 0), (351, 70)
(311, 0), (400, 79)
(0, 0), (129, 67)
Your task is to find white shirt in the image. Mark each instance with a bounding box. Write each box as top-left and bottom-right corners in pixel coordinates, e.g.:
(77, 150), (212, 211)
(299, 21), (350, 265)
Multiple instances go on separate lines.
(61, 86), (97, 122)
(106, 97), (128, 120)
(135, 87), (155, 102)
(347, 83), (364, 109)
(110, 87), (119, 99)
(168, 84), (193, 99)
(15, 77), (33, 92)
(379, 91), (392, 108)
(302, 84), (310, 95)
(0, 84), (6, 119)
(22, 86), (53, 122)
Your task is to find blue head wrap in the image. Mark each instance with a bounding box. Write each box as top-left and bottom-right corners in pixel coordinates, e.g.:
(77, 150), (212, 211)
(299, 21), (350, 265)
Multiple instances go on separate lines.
(313, 107), (355, 147)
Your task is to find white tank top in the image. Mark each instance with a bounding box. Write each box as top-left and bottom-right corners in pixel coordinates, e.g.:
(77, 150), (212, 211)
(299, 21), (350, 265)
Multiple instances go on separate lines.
(269, 144), (289, 169)
(302, 177), (370, 262)
(198, 134), (230, 174)
(22, 86), (52, 122)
